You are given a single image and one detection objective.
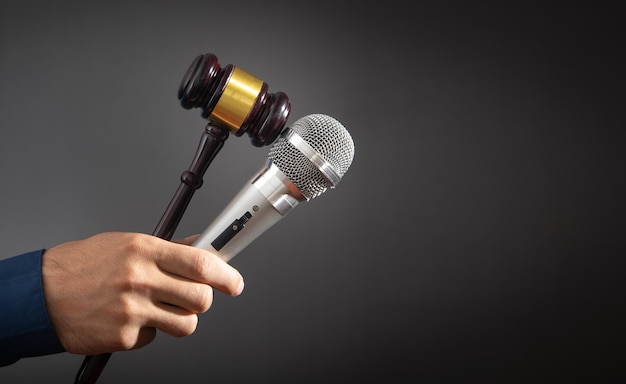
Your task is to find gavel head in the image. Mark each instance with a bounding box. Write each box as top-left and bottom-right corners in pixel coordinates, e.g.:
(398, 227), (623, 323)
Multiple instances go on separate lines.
(178, 53), (291, 147)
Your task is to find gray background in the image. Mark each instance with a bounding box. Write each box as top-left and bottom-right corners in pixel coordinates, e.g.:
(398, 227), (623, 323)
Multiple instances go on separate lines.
(1, 1), (624, 383)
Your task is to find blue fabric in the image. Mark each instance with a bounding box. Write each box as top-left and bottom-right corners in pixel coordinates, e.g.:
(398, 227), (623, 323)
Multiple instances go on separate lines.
(0, 249), (65, 366)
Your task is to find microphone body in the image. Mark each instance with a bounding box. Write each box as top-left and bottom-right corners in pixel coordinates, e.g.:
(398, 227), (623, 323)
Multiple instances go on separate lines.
(192, 113), (355, 261)
(193, 161), (303, 261)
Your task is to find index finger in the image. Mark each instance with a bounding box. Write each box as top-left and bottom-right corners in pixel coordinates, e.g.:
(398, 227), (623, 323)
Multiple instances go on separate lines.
(153, 239), (244, 296)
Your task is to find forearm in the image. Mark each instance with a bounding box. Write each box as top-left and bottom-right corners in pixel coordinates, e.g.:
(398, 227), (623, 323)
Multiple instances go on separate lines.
(0, 250), (64, 366)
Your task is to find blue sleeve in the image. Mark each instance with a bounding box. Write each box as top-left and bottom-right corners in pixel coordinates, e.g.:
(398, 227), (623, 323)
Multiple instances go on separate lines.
(0, 249), (65, 366)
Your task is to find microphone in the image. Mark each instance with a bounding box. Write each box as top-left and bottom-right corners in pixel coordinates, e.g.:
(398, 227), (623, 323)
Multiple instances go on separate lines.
(192, 113), (355, 261)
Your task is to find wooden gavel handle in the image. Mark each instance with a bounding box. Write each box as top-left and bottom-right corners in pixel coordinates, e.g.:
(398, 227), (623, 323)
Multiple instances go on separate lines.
(73, 123), (229, 384)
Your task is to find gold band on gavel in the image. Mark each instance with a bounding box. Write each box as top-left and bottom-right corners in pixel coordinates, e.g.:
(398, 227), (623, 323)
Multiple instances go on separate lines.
(209, 66), (264, 133)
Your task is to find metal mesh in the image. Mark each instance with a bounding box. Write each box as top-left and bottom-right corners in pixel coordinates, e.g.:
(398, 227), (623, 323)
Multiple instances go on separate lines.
(268, 114), (355, 200)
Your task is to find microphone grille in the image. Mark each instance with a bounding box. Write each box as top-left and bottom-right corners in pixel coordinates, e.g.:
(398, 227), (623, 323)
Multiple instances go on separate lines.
(268, 114), (355, 200)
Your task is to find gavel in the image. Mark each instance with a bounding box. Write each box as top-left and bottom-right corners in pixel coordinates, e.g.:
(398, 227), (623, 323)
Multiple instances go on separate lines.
(179, 52), (290, 146)
(74, 52), (291, 384)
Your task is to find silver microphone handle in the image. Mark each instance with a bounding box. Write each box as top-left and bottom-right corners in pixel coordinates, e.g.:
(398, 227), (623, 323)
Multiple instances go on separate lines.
(192, 161), (305, 261)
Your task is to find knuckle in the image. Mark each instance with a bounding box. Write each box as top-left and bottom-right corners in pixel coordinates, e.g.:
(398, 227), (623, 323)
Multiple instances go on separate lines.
(190, 251), (211, 279)
(109, 298), (151, 351)
(111, 325), (139, 351)
(115, 295), (139, 327)
(192, 284), (213, 313)
(189, 283), (213, 313)
(172, 314), (198, 337)
(122, 233), (150, 257)
(117, 262), (148, 294)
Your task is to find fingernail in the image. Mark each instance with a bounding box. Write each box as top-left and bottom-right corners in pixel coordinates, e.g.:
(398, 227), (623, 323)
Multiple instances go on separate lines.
(235, 279), (245, 296)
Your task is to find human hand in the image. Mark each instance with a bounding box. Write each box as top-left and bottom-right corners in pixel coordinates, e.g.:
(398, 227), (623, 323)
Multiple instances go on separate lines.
(41, 232), (244, 355)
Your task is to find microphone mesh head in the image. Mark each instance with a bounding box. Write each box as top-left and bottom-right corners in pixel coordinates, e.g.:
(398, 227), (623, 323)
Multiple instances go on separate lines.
(268, 114), (355, 200)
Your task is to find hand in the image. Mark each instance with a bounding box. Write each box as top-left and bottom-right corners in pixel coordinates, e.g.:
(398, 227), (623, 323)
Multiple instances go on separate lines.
(41, 232), (244, 355)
